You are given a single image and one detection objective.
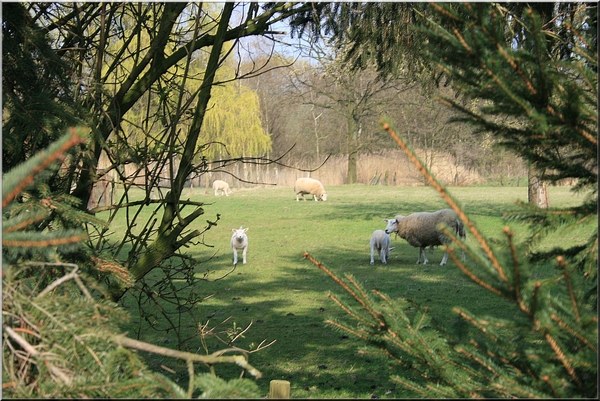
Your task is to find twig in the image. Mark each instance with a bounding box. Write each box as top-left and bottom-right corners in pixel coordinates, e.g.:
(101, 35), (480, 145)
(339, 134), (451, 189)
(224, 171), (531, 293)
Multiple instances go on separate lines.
(4, 326), (73, 385)
(112, 335), (262, 378)
(35, 266), (81, 299)
(228, 321), (253, 344)
(187, 359), (195, 398)
(4, 327), (40, 356)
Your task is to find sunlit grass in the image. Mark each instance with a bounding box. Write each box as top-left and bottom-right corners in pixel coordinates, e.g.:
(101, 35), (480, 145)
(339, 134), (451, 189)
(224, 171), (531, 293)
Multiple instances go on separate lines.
(112, 184), (593, 398)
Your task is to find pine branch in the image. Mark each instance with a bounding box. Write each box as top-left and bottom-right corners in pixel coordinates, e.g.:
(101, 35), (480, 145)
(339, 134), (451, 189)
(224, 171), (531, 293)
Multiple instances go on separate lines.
(3, 232), (88, 248)
(327, 293), (377, 329)
(303, 252), (382, 323)
(550, 314), (597, 353)
(2, 127), (86, 208)
(542, 330), (582, 389)
(557, 256), (580, 323)
(390, 376), (430, 397)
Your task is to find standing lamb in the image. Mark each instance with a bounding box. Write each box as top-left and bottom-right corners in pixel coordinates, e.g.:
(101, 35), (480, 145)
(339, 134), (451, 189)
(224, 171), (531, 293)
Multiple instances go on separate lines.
(370, 229), (394, 265)
(384, 208), (466, 266)
(213, 180), (232, 196)
(231, 226), (249, 265)
(294, 177), (327, 201)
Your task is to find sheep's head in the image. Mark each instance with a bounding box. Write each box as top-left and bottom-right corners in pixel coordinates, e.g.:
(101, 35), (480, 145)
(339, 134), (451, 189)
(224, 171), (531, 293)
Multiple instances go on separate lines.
(321, 193), (328, 201)
(384, 218), (399, 235)
(231, 227), (248, 243)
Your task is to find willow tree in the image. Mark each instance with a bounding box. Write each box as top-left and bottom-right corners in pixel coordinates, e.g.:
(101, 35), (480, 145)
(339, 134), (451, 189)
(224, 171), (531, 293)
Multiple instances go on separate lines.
(200, 65), (271, 160)
(2, 3), (332, 356)
(6, 3), (323, 287)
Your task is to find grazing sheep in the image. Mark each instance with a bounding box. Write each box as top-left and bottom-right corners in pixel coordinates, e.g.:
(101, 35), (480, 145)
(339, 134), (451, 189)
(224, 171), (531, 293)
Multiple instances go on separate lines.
(231, 226), (248, 265)
(213, 180), (232, 196)
(384, 209), (466, 266)
(294, 177), (327, 201)
(370, 229), (394, 265)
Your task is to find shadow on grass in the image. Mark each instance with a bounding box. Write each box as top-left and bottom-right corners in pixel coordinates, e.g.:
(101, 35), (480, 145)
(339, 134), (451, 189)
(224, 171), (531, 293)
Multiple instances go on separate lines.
(116, 188), (537, 398)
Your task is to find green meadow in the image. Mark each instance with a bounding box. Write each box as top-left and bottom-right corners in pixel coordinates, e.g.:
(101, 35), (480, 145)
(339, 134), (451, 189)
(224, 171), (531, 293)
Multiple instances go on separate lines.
(110, 184), (594, 398)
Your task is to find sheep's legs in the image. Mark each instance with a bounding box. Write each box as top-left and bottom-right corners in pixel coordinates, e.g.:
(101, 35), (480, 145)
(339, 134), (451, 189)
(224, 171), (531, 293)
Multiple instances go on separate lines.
(370, 247), (375, 265)
(417, 247), (429, 264)
(417, 245), (465, 266)
(440, 252), (449, 266)
(380, 249), (387, 264)
(233, 248), (247, 264)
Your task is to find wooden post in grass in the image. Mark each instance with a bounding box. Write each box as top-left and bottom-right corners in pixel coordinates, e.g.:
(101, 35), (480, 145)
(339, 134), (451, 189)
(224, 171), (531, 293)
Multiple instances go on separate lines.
(270, 380), (290, 398)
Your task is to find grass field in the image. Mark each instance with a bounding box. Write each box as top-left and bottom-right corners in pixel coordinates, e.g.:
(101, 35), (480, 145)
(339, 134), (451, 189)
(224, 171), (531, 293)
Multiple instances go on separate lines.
(112, 184), (594, 398)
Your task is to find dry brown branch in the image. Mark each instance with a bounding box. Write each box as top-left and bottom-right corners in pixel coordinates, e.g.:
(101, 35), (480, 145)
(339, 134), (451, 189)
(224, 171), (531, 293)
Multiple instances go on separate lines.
(112, 335), (262, 378)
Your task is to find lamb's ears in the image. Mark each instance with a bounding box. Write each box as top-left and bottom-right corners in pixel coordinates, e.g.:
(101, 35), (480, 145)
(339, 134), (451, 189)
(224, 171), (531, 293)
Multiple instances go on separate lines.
(231, 228), (237, 233)
(243, 228), (249, 233)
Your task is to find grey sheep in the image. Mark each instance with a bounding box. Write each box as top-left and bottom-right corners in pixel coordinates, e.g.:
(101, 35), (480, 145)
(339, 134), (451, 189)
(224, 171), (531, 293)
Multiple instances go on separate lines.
(384, 208), (466, 266)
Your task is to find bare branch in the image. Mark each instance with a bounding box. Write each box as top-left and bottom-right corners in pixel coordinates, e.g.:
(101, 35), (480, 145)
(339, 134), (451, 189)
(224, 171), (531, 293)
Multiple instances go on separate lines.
(112, 334), (263, 378)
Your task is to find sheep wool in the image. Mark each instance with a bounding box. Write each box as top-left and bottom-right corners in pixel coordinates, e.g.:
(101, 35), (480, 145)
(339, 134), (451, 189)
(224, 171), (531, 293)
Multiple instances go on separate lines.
(384, 208), (466, 266)
(370, 229), (394, 265)
(294, 177), (327, 201)
(213, 180), (232, 196)
(231, 226), (249, 265)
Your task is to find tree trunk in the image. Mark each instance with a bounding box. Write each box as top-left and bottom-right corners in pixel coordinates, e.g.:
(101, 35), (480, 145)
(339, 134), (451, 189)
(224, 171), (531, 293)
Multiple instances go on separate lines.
(346, 115), (360, 184)
(347, 150), (358, 184)
(528, 164), (550, 208)
(127, 3), (234, 285)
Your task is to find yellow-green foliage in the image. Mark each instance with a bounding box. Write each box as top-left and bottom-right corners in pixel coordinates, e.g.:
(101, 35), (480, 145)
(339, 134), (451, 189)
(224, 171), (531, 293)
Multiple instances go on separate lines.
(201, 65), (271, 159)
(96, 4), (270, 161)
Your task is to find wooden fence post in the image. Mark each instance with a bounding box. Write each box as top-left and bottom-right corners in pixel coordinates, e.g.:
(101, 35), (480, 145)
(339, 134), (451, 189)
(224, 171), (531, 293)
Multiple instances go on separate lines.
(269, 380), (290, 398)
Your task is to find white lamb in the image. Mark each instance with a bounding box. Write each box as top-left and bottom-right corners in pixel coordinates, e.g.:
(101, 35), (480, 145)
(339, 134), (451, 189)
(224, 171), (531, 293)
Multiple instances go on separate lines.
(213, 180), (232, 196)
(370, 229), (394, 265)
(231, 226), (248, 265)
(294, 177), (327, 201)
(384, 208), (466, 266)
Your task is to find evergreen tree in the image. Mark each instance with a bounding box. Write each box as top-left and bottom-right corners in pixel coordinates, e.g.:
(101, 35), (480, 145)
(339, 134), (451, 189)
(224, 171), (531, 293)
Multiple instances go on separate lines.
(2, 3), (83, 182)
(305, 3), (597, 398)
(2, 130), (263, 398)
(295, 2), (596, 207)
